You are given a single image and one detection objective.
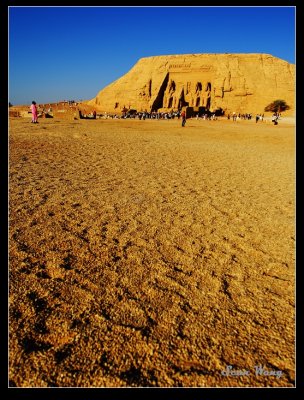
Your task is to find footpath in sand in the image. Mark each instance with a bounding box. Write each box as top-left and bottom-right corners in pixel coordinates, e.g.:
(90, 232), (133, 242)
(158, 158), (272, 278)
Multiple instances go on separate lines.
(9, 117), (295, 387)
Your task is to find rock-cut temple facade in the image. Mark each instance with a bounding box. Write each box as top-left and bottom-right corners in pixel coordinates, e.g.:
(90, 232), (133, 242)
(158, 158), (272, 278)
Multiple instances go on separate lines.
(87, 53), (295, 115)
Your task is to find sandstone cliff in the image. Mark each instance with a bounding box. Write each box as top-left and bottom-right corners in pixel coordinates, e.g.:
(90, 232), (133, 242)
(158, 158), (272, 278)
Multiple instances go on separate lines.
(88, 53), (295, 115)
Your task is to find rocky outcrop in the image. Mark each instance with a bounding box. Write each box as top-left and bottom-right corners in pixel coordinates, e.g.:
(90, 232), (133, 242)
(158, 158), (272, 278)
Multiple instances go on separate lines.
(88, 53), (295, 115)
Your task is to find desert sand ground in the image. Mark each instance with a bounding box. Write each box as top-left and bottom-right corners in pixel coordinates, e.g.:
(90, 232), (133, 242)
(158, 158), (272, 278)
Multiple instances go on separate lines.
(9, 116), (295, 387)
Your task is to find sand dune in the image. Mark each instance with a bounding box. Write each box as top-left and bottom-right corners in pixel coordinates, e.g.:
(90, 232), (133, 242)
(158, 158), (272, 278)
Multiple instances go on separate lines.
(9, 116), (295, 387)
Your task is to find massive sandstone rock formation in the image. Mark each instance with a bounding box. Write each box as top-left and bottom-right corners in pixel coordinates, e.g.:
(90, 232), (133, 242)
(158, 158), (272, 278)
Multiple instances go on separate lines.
(88, 53), (295, 115)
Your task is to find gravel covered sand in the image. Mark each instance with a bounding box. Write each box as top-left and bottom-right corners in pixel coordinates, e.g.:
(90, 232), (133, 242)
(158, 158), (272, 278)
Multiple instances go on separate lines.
(9, 116), (295, 387)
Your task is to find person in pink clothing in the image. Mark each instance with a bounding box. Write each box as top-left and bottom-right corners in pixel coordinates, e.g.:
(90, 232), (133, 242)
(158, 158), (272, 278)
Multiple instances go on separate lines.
(30, 101), (38, 123)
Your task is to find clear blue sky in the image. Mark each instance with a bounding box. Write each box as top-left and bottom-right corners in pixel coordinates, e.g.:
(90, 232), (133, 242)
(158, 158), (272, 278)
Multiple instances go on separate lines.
(9, 6), (295, 106)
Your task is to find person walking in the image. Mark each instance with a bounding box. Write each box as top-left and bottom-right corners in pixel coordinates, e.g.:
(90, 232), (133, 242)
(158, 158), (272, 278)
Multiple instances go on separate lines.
(181, 110), (186, 127)
(272, 113), (279, 125)
(30, 101), (38, 123)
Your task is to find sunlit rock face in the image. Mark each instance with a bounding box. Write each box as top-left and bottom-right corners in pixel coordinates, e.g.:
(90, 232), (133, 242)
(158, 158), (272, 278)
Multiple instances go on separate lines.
(88, 53), (295, 115)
